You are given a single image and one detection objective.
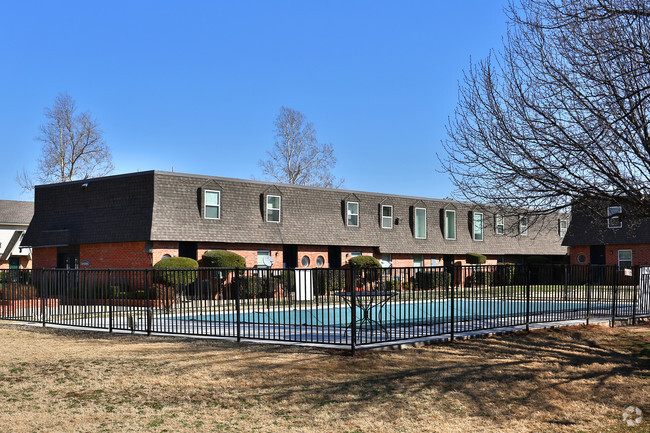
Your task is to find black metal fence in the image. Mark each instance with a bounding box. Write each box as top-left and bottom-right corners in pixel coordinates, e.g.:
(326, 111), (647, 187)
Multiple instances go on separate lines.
(1, 264), (648, 352)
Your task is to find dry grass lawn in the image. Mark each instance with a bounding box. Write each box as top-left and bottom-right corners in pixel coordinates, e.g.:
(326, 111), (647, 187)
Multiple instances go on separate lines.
(0, 322), (648, 433)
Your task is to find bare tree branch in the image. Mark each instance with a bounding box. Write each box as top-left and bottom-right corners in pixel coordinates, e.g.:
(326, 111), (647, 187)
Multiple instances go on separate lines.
(17, 92), (113, 191)
(259, 107), (344, 188)
(440, 0), (650, 223)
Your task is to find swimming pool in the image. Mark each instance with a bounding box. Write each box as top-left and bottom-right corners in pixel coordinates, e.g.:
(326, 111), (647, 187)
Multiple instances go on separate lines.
(181, 299), (611, 327)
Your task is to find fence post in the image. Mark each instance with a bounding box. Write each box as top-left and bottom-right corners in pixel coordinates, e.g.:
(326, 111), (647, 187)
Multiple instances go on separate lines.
(632, 266), (638, 326)
(146, 269), (152, 336)
(41, 269), (46, 327)
(450, 265), (455, 342)
(108, 269), (113, 333)
(235, 268), (241, 342)
(525, 266), (531, 332)
(611, 266), (618, 327)
(586, 264), (591, 325)
(351, 268), (357, 356)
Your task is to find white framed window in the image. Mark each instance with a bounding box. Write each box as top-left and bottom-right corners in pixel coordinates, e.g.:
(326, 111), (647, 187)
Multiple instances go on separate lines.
(204, 190), (220, 219)
(266, 195), (281, 223)
(381, 205), (393, 229)
(413, 254), (424, 268)
(381, 253), (392, 265)
(301, 255), (310, 267)
(519, 215), (528, 236)
(350, 252), (361, 257)
(608, 206), (622, 228)
(257, 250), (271, 268)
(559, 219), (568, 237)
(618, 249), (632, 270)
(414, 208), (426, 239)
(347, 202), (359, 227)
(473, 212), (483, 241)
(445, 210), (456, 240)
(495, 214), (504, 235)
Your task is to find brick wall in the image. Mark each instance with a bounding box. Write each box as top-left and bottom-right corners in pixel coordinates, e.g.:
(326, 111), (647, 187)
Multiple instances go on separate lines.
(197, 243), (284, 268)
(296, 245), (329, 268)
(568, 244), (650, 266)
(0, 256), (31, 269)
(32, 247), (57, 268)
(152, 241), (179, 264)
(81, 242), (152, 268)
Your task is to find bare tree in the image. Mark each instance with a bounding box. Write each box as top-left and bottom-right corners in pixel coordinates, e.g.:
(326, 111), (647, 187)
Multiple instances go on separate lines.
(259, 107), (343, 188)
(17, 92), (113, 190)
(441, 0), (650, 221)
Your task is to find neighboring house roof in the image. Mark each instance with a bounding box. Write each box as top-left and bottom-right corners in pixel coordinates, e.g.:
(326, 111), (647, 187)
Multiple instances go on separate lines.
(0, 200), (33, 226)
(562, 199), (650, 246)
(23, 170), (567, 255)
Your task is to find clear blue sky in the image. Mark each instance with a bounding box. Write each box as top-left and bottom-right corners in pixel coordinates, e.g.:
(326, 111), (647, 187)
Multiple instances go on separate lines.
(0, 1), (509, 201)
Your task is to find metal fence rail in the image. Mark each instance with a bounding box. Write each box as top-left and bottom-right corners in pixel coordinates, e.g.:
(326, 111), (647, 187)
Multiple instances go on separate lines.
(0, 264), (648, 352)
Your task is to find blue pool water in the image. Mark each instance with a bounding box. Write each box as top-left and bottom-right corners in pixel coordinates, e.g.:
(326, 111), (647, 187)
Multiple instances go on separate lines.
(182, 299), (611, 327)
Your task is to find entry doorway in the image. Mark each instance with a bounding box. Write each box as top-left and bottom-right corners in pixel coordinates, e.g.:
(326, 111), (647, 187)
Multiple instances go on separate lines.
(328, 246), (342, 268)
(283, 245), (298, 268)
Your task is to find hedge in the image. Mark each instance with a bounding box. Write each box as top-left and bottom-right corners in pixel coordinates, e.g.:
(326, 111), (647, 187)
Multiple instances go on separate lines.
(347, 256), (382, 269)
(153, 257), (198, 286)
(466, 253), (487, 265)
(415, 270), (451, 289)
(202, 250), (246, 268)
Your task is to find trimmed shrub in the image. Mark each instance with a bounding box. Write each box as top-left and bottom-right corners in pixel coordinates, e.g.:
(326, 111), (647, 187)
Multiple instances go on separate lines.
(466, 253), (486, 265)
(239, 275), (271, 298)
(472, 270), (493, 286)
(202, 250), (246, 268)
(494, 263), (516, 285)
(153, 257), (198, 286)
(347, 256), (382, 269)
(415, 270), (451, 289)
(314, 269), (344, 295)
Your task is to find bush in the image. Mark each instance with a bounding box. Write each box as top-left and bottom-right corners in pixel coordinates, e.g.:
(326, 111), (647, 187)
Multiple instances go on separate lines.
(415, 270), (451, 289)
(202, 250), (246, 268)
(466, 253), (486, 265)
(347, 256), (382, 269)
(314, 269), (344, 294)
(472, 270), (493, 286)
(494, 263), (516, 285)
(239, 275), (271, 298)
(153, 257), (198, 286)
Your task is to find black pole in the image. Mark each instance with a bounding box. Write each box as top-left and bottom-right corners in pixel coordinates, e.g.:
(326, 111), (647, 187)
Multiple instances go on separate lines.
(450, 265), (455, 342)
(351, 268), (357, 356)
(586, 264), (591, 325)
(611, 266), (618, 327)
(41, 269), (46, 327)
(525, 266), (531, 332)
(235, 269), (241, 342)
(108, 269), (113, 333)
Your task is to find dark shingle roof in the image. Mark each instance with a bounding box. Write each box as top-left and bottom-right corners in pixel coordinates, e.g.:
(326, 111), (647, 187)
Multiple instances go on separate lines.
(563, 199), (650, 246)
(22, 172), (154, 247)
(23, 170), (567, 256)
(0, 200), (33, 225)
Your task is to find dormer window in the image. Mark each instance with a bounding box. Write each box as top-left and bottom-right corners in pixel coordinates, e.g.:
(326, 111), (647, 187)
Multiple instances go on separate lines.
(204, 190), (220, 219)
(347, 202), (359, 227)
(266, 195), (281, 223)
(495, 214), (504, 235)
(444, 210), (456, 240)
(559, 219), (568, 237)
(381, 205), (393, 229)
(519, 215), (528, 236)
(473, 212), (483, 241)
(608, 206), (622, 228)
(414, 208), (426, 239)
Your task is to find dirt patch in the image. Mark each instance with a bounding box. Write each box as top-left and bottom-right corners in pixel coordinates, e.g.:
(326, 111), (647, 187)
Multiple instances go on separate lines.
(0, 323), (648, 432)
